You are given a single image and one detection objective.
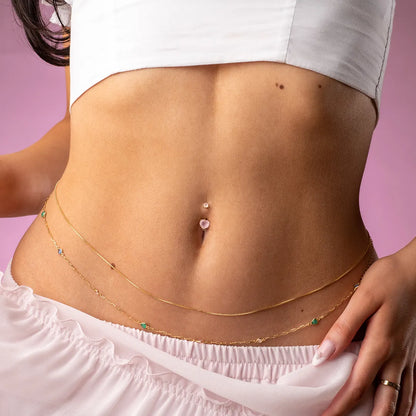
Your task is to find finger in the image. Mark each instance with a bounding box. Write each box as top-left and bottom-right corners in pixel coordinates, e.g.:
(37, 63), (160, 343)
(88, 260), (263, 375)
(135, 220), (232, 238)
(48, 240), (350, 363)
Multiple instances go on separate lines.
(371, 362), (403, 416)
(313, 281), (381, 366)
(395, 366), (414, 416)
(410, 364), (416, 416)
(322, 309), (392, 416)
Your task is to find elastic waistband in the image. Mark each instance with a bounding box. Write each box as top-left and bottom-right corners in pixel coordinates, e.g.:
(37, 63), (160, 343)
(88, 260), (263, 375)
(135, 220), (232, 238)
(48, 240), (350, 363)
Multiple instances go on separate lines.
(2, 258), (361, 371)
(113, 322), (325, 365)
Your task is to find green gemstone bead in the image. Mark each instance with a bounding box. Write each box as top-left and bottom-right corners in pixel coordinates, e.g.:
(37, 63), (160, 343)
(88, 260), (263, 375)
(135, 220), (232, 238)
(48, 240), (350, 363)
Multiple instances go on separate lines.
(140, 323), (147, 329)
(41, 211), (46, 218)
(311, 318), (319, 325)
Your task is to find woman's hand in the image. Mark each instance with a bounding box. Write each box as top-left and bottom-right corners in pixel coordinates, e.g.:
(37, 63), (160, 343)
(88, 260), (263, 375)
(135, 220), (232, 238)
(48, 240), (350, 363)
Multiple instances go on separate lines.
(315, 237), (416, 416)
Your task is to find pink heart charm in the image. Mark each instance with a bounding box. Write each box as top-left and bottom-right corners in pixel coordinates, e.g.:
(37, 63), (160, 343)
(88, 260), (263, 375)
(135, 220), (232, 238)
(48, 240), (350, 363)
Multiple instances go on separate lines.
(199, 218), (210, 230)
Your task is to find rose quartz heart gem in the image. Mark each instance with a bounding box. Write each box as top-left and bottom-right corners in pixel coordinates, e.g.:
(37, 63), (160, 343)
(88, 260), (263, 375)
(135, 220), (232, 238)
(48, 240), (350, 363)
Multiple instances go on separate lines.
(199, 218), (210, 230)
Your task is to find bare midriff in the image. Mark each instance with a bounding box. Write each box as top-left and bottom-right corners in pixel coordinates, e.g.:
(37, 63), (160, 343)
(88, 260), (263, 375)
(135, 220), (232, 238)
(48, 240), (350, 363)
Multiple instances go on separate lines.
(11, 61), (378, 346)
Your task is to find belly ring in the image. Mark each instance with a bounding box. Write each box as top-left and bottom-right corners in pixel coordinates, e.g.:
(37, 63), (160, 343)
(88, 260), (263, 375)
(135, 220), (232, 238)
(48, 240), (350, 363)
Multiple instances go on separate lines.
(199, 218), (210, 230)
(199, 202), (210, 231)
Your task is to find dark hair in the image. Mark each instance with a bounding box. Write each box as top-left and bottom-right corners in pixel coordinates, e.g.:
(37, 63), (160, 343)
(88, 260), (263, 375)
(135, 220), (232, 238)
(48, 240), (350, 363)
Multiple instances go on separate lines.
(11, 0), (70, 66)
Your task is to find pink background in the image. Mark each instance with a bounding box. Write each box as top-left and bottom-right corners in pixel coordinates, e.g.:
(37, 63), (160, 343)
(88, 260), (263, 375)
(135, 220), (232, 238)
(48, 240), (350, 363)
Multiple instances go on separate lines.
(0, 0), (415, 271)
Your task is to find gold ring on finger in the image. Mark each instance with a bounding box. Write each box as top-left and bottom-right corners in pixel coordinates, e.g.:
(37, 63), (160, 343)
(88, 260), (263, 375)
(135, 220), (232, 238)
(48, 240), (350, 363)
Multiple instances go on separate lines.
(379, 378), (401, 392)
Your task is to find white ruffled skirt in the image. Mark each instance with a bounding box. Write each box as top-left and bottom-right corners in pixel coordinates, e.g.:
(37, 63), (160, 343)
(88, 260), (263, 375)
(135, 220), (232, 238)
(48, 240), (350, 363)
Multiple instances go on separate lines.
(0, 259), (374, 416)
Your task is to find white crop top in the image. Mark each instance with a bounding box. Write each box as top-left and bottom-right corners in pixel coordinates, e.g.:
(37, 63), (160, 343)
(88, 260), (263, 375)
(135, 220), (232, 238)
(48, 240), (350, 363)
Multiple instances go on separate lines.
(43, 0), (395, 123)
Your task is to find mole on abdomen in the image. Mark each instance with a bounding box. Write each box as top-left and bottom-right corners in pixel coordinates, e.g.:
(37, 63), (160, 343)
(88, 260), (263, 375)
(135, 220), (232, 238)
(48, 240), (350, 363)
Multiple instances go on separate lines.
(318, 84), (322, 88)
(275, 82), (285, 90)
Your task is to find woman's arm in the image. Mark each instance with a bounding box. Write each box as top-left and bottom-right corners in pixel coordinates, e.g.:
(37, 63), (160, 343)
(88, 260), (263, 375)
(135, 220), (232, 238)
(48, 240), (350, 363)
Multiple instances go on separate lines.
(0, 66), (71, 217)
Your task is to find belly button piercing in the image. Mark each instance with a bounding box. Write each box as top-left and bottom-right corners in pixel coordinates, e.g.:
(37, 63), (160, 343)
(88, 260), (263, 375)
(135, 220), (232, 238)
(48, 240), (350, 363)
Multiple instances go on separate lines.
(199, 202), (210, 231)
(199, 218), (210, 230)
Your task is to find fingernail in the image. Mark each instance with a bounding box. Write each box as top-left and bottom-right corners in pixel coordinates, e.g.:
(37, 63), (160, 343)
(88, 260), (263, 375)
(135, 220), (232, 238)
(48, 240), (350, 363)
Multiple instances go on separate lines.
(312, 339), (336, 366)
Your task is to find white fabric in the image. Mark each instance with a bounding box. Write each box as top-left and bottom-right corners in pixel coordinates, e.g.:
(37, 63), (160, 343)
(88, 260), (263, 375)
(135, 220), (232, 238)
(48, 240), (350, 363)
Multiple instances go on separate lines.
(0, 259), (378, 415)
(42, 0), (395, 121)
(41, 0), (72, 27)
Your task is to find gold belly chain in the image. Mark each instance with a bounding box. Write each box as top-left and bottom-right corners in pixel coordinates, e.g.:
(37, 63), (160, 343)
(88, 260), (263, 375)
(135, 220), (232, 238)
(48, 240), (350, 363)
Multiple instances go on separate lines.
(39, 182), (373, 345)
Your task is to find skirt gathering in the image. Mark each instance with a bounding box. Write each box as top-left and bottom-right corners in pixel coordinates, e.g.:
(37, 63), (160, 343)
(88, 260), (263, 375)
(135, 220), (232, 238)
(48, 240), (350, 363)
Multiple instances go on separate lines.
(0, 258), (375, 416)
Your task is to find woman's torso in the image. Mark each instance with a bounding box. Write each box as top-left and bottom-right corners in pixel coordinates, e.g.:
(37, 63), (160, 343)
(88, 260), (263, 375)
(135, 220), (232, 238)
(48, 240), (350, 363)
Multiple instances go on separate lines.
(11, 61), (378, 346)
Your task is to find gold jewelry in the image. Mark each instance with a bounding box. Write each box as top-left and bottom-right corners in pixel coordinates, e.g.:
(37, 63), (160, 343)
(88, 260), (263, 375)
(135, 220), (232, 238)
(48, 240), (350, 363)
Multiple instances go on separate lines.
(379, 379), (401, 392)
(51, 181), (373, 317)
(41, 199), (364, 345)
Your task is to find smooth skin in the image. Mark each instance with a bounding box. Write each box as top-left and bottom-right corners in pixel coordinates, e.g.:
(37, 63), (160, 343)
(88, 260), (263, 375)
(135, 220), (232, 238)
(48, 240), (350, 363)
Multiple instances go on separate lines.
(2, 50), (416, 415)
